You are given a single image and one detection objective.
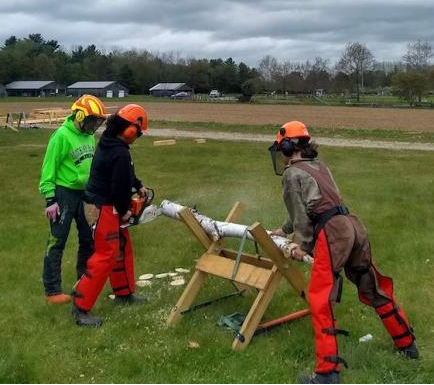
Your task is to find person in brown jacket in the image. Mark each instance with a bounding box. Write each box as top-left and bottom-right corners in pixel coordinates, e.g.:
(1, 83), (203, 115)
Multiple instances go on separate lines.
(269, 121), (418, 384)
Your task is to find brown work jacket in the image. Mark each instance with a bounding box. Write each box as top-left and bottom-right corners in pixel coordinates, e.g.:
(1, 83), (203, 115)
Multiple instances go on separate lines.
(281, 158), (343, 254)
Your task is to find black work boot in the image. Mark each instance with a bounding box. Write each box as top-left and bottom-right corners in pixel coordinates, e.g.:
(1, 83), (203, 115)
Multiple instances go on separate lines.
(400, 341), (419, 359)
(300, 371), (340, 384)
(113, 294), (146, 306)
(72, 306), (103, 328)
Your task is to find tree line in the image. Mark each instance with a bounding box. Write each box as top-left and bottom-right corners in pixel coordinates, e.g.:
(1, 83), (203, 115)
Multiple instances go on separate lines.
(1, 34), (433, 105)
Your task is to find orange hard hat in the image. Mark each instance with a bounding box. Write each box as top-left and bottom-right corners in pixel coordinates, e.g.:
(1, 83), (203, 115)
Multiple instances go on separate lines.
(71, 94), (105, 121)
(276, 121), (310, 144)
(117, 104), (148, 133)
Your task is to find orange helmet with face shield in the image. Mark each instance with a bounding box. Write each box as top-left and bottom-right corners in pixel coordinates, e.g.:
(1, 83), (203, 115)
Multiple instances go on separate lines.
(276, 121), (310, 144)
(269, 120), (311, 176)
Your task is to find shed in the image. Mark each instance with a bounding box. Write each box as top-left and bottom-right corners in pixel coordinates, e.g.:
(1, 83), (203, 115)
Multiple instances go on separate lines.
(67, 81), (128, 98)
(149, 83), (193, 97)
(5, 81), (63, 97)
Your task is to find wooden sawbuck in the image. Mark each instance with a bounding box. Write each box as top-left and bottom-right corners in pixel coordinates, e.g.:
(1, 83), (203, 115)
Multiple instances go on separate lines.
(166, 201), (311, 350)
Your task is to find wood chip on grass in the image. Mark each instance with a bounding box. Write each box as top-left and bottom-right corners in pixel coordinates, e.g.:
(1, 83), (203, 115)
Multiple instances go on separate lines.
(136, 280), (152, 287)
(155, 273), (169, 278)
(138, 273), (154, 280)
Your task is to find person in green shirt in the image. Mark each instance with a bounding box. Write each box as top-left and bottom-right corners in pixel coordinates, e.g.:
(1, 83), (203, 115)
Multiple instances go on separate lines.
(39, 95), (106, 305)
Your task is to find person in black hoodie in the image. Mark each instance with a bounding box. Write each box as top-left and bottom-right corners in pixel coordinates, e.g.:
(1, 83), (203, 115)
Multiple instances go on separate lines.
(72, 104), (148, 327)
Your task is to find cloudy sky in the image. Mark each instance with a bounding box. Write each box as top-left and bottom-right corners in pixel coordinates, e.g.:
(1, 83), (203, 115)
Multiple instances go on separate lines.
(1, 0), (433, 66)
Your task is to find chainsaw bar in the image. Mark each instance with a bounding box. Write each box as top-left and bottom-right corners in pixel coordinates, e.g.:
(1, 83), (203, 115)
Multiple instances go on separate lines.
(120, 205), (162, 228)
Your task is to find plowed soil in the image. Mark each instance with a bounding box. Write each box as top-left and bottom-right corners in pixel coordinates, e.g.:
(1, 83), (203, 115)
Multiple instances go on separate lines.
(1, 101), (434, 131)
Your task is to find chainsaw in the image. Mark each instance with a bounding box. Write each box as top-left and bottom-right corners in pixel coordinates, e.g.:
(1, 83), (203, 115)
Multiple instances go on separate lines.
(120, 187), (162, 228)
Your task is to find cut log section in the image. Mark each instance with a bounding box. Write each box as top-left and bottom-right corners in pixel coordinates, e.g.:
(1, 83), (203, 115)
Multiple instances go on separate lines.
(153, 139), (176, 146)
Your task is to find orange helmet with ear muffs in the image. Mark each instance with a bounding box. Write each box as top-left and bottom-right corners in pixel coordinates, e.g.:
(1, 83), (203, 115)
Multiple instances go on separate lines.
(71, 94), (106, 121)
(117, 104), (148, 140)
(269, 121), (311, 176)
(276, 121), (310, 157)
(277, 121), (310, 144)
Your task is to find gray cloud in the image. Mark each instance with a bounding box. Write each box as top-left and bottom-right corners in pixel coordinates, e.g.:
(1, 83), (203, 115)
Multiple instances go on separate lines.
(0, 0), (433, 66)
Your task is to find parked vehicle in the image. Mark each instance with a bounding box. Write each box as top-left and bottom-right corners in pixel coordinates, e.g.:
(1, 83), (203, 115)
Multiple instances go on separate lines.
(170, 91), (190, 99)
(209, 90), (221, 98)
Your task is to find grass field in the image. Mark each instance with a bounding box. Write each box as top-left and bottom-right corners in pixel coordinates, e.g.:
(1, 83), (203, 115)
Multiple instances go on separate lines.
(151, 120), (434, 143)
(0, 128), (434, 383)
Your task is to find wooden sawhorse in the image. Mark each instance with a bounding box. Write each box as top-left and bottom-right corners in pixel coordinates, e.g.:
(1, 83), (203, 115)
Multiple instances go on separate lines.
(166, 202), (310, 350)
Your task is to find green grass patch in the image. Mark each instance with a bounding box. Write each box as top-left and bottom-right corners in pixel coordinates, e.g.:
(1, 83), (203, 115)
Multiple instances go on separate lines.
(151, 119), (434, 143)
(0, 129), (433, 383)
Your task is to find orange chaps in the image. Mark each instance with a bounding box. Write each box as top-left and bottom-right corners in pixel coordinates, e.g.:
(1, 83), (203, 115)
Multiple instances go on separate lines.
(309, 229), (414, 374)
(73, 205), (135, 311)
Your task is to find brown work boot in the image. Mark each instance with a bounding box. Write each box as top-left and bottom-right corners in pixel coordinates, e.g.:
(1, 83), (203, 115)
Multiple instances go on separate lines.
(45, 293), (72, 305)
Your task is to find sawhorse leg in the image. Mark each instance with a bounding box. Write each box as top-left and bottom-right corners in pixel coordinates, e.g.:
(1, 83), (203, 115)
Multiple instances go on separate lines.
(232, 266), (282, 351)
(167, 270), (207, 326)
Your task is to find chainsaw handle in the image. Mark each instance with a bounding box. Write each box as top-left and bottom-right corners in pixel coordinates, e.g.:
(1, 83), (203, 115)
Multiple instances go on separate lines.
(131, 186), (154, 204)
(144, 187), (154, 204)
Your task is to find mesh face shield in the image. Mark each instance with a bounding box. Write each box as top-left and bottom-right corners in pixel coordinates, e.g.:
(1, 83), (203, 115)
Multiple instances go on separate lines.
(268, 141), (286, 176)
(81, 116), (106, 135)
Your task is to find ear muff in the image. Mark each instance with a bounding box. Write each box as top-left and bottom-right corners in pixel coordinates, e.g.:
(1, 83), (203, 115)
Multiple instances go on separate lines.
(122, 125), (139, 140)
(75, 110), (85, 122)
(280, 138), (295, 157)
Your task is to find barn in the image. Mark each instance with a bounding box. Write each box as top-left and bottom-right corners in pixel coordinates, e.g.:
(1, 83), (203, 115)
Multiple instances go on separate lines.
(5, 81), (63, 97)
(67, 81), (128, 98)
(149, 83), (193, 97)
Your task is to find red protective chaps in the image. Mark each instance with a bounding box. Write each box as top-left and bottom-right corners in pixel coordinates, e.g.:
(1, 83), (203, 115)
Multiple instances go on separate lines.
(310, 225), (414, 374)
(358, 266), (414, 349)
(73, 205), (135, 311)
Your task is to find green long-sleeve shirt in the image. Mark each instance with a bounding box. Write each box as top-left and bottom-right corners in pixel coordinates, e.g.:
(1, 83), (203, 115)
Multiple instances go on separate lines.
(39, 115), (95, 199)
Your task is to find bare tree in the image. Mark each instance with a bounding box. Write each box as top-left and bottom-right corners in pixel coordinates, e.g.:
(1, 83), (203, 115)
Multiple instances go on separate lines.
(403, 40), (433, 71)
(258, 55), (279, 90)
(335, 42), (375, 101)
(305, 57), (330, 92)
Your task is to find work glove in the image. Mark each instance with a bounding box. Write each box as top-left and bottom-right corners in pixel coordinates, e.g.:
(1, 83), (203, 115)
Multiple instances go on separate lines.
(45, 200), (60, 222)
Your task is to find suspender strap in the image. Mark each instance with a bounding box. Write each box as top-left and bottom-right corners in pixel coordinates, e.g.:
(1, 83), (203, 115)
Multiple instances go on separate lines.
(314, 205), (349, 237)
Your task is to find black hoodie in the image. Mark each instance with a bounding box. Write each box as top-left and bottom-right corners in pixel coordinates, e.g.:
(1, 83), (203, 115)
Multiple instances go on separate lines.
(85, 132), (142, 216)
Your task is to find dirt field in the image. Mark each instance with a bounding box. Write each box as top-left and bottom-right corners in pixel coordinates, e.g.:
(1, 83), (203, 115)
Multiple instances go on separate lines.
(2, 101), (434, 131)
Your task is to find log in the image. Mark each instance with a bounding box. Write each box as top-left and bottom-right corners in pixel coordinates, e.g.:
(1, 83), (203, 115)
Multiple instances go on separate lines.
(160, 200), (313, 264)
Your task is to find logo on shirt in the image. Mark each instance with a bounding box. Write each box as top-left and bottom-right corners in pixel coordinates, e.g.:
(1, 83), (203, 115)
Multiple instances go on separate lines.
(71, 144), (95, 165)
